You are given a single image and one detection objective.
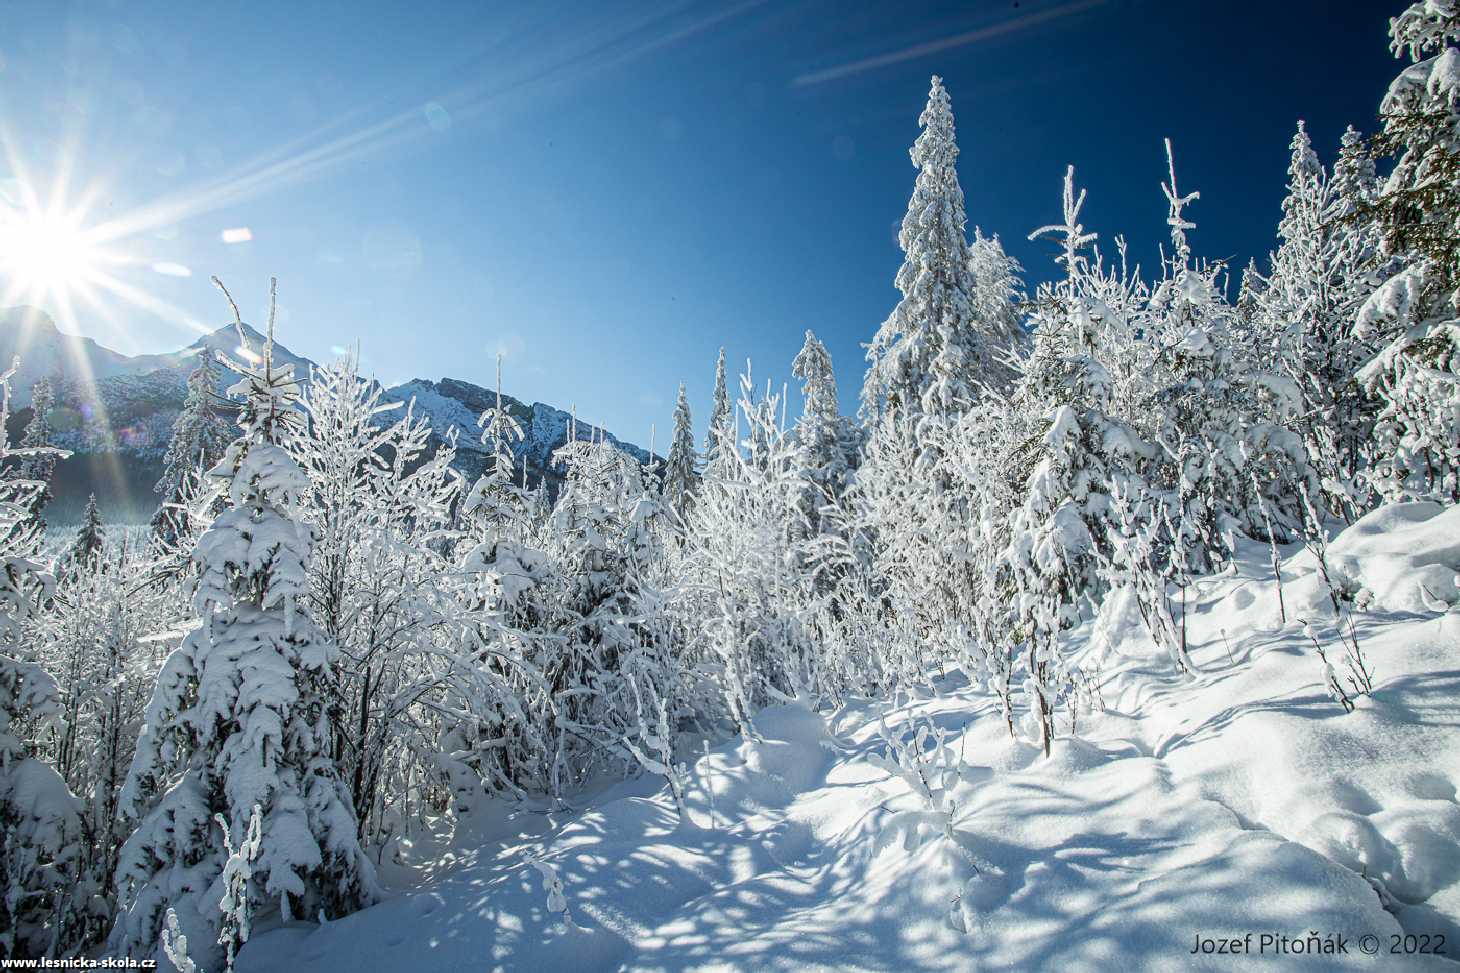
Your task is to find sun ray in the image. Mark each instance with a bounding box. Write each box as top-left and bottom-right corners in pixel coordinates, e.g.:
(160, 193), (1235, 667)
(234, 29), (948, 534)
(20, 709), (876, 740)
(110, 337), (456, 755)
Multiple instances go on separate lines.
(49, 282), (136, 518)
(67, 6), (768, 254)
(0, 3), (767, 368)
(84, 270), (213, 339)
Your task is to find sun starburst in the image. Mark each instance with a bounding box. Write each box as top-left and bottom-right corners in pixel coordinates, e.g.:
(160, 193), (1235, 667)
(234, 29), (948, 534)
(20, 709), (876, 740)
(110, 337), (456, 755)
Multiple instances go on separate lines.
(0, 205), (105, 305)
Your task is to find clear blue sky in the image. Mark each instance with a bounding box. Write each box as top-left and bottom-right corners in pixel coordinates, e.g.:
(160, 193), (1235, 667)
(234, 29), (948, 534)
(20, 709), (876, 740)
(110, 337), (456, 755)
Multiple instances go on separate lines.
(0, 0), (1397, 447)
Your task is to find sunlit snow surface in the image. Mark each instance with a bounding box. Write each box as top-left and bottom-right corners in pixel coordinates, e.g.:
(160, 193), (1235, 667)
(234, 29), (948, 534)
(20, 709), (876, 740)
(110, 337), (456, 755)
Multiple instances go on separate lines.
(243, 504), (1460, 972)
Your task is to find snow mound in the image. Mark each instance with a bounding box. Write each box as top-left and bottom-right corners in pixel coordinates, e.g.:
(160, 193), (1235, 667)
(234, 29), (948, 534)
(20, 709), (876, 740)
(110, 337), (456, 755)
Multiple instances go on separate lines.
(1326, 502), (1460, 613)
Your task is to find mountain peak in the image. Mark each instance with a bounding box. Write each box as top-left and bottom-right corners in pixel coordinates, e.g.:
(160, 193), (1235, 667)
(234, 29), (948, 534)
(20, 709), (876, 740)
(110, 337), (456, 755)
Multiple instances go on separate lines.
(192, 321), (273, 348)
(0, 306), (651, 521)
(180, 322), (310, 375)
(0, 305), (60, 334)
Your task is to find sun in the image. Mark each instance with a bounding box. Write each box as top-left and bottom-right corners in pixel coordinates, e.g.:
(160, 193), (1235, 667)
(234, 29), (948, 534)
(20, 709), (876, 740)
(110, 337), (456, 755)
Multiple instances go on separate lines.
(0, 207), (102, 303)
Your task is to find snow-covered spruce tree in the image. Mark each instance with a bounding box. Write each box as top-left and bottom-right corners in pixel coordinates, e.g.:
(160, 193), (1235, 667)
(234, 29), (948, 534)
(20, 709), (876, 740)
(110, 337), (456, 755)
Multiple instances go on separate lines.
(109, 282), (378, 967)
(1094, 249), (1309, 678)
(1332, 124), (1383, 234)
(153, 357), (232, 547)
(1016, 167), (1142, 540)
(15, 378), (56, 531)
(702, 348), (733, 477)
(0, 360), (86, 961)
(1234, 258), (1267, 339)
(850, 76), (1029, 695)
(290, 355), (466, 845)
(1373, 1), (1460, 294)
(1016, 171), (1151, 434)
(1355, 1), (1460, 504)
(68, 495), (105, 568)
(1146, 141), (1314, 571)
(544, 433), (686, 798)
(1123, 241), (1312, 665)
(1006, 357), (1136, 743)
(1074, 236), (1154, 426)
(661, 383), (698, 518)
(1327, 128), (1389, 462)
(454, 383), (689, 805)
(1259, 121), (1383, 519)
(790, 330), (851, 542)
(1229, 255), (1272, 385)
(785, 335), (872, 693)
(1358, 270), (1460, 503)
(862, 75), (982, 422)
(1008, 166), (1148, 746)
(1025, 166), (1100, 354)
(462, 357), (533, 538)
(1257, 119), (1327, 365)
(1146, 327), (1248, 573)
(967, 227), (1028, 390)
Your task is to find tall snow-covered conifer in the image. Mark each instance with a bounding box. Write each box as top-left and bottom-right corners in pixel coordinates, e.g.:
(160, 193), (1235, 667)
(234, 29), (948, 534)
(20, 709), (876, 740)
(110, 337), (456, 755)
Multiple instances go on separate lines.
(17, 378), (55, 530)
(1259, 121), (1377, 516)
(69, 495), (105, 567)
(1149, 142), (1313, 564)
(967, 227), (1027, 390)
(1356, 2), (1460, 503)
(790, 330), (848, 540)
(1332, 125), (1381, 223)
(850, 77), (1030, 708)
(863, 76), (981, 421)
(110, 281), (378, 966)
(702, 348), (732, 476)
(662, 383), (697, 515)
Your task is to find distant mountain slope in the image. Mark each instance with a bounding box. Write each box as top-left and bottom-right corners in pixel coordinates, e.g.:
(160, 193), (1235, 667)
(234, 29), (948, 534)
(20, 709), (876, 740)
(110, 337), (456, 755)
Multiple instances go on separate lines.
(0, 308), (654, 523)
(0, 307), (141, 399)
(392, 377), (651, 484)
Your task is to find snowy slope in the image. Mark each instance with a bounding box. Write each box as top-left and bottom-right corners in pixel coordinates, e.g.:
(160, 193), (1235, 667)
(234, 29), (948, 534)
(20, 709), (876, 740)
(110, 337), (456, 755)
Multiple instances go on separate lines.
(389, 377), (652, 482)
(239, 505), (1460, 972)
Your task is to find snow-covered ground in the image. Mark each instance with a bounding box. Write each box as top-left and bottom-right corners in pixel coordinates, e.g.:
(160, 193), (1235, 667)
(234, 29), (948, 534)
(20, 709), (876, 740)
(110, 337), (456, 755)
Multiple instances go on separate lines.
(242, 504), (1460, 972)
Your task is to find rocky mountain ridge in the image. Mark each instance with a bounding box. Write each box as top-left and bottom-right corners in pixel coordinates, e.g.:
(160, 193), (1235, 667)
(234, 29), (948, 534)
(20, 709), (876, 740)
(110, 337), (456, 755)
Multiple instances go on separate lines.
(0, 306), (653, 523)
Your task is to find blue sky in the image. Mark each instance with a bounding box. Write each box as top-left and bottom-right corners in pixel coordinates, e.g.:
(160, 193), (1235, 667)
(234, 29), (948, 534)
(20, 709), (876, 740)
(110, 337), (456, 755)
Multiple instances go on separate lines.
(0, 0), (1397, 447)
